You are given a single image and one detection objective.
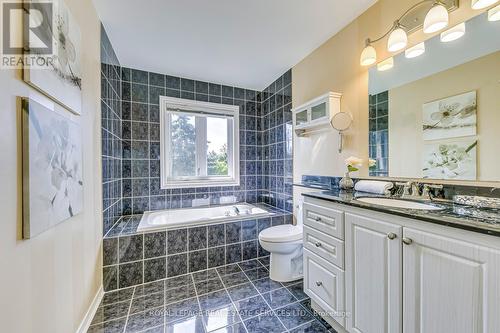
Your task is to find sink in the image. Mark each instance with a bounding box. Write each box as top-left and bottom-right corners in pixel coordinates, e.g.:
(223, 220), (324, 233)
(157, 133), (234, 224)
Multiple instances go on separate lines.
(355, 197), (444, 211)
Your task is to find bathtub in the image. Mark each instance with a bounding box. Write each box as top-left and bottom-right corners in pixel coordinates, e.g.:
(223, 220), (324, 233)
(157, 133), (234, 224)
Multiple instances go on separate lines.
(137, 203), (273, 232)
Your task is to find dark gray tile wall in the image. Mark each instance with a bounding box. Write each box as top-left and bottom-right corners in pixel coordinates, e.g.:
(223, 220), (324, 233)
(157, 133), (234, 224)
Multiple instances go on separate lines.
(120, 67), (265, 215)
(102, 212), (292, 291)
(260, 71), (293, 212)
(101, 25), (123, 235)
(369, 91), (389, 177)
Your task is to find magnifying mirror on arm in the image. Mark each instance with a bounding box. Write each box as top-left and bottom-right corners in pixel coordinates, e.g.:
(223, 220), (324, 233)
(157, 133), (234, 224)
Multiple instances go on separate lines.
(331, 112), (353, 153)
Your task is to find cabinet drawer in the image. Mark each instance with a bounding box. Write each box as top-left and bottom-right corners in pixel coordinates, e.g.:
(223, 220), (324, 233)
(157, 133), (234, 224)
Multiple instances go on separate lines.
(304, 249), (345, 327)
(304, 226), (344, 269)
(303, 202), (345, 240)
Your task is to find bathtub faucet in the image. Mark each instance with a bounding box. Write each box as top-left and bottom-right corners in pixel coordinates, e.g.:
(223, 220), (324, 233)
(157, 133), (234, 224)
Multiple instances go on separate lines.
(233, 206), (240, 215)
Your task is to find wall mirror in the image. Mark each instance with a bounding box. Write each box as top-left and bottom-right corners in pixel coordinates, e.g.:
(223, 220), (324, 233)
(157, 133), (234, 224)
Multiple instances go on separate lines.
(367, 12), (500, 182)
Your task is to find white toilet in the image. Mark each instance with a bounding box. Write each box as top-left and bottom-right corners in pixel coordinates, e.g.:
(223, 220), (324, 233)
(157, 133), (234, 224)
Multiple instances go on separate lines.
(258, 201), (304, 282)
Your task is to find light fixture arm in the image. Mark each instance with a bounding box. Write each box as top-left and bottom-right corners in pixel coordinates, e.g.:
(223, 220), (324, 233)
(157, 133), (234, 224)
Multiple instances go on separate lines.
(365, 0), (443, 46)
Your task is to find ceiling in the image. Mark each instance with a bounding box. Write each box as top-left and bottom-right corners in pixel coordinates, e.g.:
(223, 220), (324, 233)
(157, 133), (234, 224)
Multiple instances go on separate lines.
(94, 0), (377, 90)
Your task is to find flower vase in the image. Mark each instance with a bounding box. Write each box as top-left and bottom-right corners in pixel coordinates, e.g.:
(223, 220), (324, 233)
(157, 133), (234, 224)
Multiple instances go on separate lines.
(339, 172), (354, 191)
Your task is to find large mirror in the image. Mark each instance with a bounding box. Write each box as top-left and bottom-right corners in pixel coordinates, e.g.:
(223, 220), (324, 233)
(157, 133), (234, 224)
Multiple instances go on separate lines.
(368, 12), (500, 182)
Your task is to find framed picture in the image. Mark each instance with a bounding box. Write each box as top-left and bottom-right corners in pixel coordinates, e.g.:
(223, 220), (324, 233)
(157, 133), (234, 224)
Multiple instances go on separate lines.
(422, 138), (477, 180)
(23, 0), (82, 115)
(22, 98), (83, 239)
(422, 91), (476, 141)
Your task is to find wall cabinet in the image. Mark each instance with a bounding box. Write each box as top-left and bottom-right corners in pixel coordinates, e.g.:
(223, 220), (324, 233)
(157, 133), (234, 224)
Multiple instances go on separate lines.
(303, 197), (500, 333)
(292, 92), (342, 135)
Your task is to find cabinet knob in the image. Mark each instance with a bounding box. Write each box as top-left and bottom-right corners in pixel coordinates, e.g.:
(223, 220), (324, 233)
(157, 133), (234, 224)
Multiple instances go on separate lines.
(314, 216), (322, 222)
(316, 281), (323, 287)
(387, 233), (397, 240)
(315, 242), (322, 247)
(402, 237), (413, 245)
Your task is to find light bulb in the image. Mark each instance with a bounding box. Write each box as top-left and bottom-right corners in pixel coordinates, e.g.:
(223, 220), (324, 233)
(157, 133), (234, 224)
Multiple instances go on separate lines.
(488, 4), (500, 21)
(471, 0), (499, 10)
(377, 57), (394, 71)
(360, 45), (377, 66)
(440, 22), (466, 42)
(405, 42), (425, 58)
(424, 3), (449, 33)
(387, 27), (408, 52)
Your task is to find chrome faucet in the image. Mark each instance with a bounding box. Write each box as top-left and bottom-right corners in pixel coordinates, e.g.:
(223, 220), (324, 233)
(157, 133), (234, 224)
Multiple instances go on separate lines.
(396, 181), (443, 201)
(233, 206), (240, 215)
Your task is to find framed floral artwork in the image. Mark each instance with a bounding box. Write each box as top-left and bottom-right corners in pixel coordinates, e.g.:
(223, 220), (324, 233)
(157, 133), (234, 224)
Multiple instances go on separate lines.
(422, 139), (477, 180)
(422, 91), (476, 141)
(22, 98), (83, 239)
(23, 0), (82, 115)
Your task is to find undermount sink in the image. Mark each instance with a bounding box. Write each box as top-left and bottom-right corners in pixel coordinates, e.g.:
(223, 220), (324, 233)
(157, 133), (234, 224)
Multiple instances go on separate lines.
(355, 197), (445, 211)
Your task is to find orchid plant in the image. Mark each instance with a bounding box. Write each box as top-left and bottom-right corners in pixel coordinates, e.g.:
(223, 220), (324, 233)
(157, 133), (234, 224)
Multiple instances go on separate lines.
(345, 156), (364, 173)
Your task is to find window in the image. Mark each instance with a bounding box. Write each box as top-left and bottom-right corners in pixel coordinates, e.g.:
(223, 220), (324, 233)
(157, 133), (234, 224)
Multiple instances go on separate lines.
(160, 96), (240, 188)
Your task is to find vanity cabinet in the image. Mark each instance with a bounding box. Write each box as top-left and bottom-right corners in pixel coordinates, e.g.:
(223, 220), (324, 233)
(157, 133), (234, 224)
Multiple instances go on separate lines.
(345, 213), (402, 333)
(303, 196), (500, 333)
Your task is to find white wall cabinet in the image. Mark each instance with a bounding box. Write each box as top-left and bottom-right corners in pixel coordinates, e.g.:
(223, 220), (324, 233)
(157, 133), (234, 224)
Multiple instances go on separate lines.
(345, 213), (402, 333)
(303, 196), (500, 333)
(292, 92), (342, 135)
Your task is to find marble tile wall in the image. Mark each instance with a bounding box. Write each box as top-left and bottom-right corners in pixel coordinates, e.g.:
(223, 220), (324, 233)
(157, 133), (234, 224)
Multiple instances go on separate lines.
(102, 212), (292, 291)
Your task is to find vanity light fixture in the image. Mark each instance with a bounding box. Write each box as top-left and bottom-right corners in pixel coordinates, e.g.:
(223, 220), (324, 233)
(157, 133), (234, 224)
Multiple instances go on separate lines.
(377, 57), (394, 71)
(360, 40), (377, 66)
(472, 0), (499, 10)
(388, 24), (408, 52)
(423, 2), (450, 33)
(440, 22), (466, 42)
(488, 4), (500, 20)
(360, 0), (453, 67)
(405, 42), (426, 58)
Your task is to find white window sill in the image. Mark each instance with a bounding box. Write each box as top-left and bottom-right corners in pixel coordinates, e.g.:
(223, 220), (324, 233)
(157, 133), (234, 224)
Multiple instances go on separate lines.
(161, 179), (240, 189)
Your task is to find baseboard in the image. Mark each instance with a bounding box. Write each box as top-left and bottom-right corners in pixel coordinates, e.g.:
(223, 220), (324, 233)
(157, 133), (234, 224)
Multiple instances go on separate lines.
(76, 285), (104, 333)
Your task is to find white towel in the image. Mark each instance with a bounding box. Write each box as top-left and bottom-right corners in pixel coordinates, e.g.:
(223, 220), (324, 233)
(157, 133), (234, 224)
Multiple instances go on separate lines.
(354, 180), (393, 195)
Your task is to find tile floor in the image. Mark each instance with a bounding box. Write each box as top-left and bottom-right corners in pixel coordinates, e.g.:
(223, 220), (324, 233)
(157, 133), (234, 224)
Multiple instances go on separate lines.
(88, 258), (336, 333)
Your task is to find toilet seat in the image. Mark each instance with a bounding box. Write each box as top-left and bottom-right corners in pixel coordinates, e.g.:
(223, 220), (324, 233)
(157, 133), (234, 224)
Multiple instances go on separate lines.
(259, 224), (303, 243)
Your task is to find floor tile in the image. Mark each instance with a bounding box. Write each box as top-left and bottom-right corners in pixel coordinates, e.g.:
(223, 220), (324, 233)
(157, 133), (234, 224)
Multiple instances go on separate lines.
(165, 283), (197, 304)
(300, 299), (333, 331)
(227, 282), (259, 302)
(198, 290), (232, 310)
(129, 292), (165, 314)
(210, 322), (246, 333)
(133, 280), (165, 298)
(243, 312), (286, 333)
(257, 257), (270, 267)
(286, 282), (308, 301)
(274, 302), (314, 330)
(91, 301), (130, 325)
(141, 325), (165, 333)
(102, 287), (135, 305)
(195, 277), (225, 295)
(201, 303), (241, 332)
(252, 277), (283, 293)
(262, 287), (296, 309)
(220, 272), (249, 287)
(165, 315), (205, 333)
(165, 274), (193, 290)
(164, 297), (201, 324)
(216, 264), (242, 276)
(289, 320), (331, 333)
(234, 295), (271, 320)
(126, 308), (165, 333)
(87, 318), (126, 333)
(243, 267), (269, 281)
(237, 259), (263, 271)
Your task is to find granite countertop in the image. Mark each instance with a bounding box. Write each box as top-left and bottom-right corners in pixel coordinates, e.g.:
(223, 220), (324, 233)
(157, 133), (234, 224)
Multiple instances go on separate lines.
(302, 189), (500, 237)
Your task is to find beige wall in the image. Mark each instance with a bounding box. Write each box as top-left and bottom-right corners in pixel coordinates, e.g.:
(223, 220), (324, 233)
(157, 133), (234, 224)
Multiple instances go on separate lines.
(292, 0), (487, 189)
(0, 0), (103, 332)
(389, 51), (500, 181)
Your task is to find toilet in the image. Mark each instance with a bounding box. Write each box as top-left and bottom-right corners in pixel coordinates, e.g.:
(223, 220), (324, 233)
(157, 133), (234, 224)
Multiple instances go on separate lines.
(258, 201), (304, 282)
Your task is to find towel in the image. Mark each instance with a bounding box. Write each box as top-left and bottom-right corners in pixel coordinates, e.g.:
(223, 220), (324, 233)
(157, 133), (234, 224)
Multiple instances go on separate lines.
(354, 180), (393, 195)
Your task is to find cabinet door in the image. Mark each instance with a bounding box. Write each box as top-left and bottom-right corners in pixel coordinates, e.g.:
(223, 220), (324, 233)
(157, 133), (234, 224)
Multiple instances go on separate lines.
(311, 102), (327, 121)
(403, 228), (500, 333)
(295, 109), (309, 126)
(345, 213), (402, 333)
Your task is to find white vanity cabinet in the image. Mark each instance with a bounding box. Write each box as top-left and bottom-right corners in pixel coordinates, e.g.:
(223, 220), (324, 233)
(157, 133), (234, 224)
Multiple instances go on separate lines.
(303, 196), (500, 333)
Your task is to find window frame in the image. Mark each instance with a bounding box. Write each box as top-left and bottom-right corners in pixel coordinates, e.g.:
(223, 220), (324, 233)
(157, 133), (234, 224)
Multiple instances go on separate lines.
(159, 96), (240, 189)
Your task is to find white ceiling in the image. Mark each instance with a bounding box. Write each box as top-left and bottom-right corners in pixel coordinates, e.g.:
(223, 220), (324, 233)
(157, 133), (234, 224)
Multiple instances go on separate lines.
(94, 0), (376, 90)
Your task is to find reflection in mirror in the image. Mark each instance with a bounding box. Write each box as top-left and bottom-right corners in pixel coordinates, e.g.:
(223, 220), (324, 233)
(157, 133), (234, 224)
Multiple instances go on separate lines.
(368, 12), (500, 182)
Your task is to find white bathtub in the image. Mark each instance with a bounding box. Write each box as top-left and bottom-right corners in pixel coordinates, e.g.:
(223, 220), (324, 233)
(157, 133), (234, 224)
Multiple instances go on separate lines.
(137, 203), (272, 232)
